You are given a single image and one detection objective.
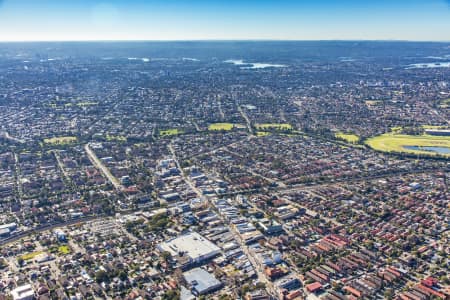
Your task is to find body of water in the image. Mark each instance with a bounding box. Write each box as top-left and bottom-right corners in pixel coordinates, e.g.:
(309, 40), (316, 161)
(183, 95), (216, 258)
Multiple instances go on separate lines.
(225, 59), (286, 69)
(403, 145), (450, 154)
(406, 62), (450, 69)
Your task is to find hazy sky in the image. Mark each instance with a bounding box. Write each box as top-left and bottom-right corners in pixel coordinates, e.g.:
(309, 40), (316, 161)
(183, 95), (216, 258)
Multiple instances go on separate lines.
(0, 0), (449, 41)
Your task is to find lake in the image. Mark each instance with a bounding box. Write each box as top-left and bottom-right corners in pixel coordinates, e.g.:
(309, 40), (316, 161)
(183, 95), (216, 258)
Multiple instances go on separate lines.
(406, 62), (450, 69)
(225, 59), (286, 69)
(403, 146), (450, 155)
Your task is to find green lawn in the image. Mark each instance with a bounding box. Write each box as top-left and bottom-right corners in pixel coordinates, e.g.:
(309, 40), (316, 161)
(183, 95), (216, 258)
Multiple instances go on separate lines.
(439, 98), (450, 108)
(208, 123), (235, 131)
(256, 131), (271, 137)
(58, 245), (71, 255)
(366, 133), (450, 157)
(390, 127), (403, 134)
(106, 134), (127, 142)
(255, 123), (293, 130)
(422, 125), (449, 130)
(335, 132), (360, 144)
(159, 129), (182, 136)
(44, 136), (77, 145)
(21, 251), (44, 261)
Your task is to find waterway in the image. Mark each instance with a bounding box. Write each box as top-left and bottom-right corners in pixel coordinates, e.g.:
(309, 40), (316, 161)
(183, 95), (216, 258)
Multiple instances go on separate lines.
(406, 62), (450, 69)
(403, 146), (450, 155)
(225, 59), (286, 69)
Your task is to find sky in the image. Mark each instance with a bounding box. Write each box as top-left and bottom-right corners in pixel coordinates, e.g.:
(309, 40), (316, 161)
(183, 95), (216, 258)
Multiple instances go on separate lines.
(0, 0), (449, 41)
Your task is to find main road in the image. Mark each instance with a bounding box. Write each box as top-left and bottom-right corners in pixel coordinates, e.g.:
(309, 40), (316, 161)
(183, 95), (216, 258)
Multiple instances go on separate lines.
(85, 143), (123, 191)
(168, 142), (279, 298)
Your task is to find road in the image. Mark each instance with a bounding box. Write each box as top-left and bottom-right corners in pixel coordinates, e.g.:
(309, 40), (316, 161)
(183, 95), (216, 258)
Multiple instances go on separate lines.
(186, 135), (253, 160)
(0, 215), (101, 246)
(85, 143), (123, 191)
(238, 105), (254, 135)
(0, 131), (25, 143)
(53, 150), (70, 182)
(217, 96), (226, 120)
(169, 142), (279, 298)
(222, 147), (287, 188)
(276, 187), (343, 226)
(13, 152), (23, 202)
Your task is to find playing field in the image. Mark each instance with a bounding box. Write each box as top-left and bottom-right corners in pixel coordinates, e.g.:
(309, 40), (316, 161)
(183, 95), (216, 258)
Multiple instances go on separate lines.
(44, 136), (77, 145)
(159, 129), (182, 136)
(366, 134), (450, 157)
(21, 251), (44, 261)
(106, 134), (127, 142)
(335, 132), (360, 144)
(208, 123), (237, 131)
(255, 123), (293, 130)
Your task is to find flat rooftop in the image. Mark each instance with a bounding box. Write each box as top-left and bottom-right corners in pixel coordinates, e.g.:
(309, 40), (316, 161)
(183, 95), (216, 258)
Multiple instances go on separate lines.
(158, 231), (221, 262)
(183, 267), (222, 295)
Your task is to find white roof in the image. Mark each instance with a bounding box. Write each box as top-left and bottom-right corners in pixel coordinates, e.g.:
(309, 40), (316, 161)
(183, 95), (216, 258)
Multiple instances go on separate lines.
(11, 284), (34, 300)
(159, 232), (220, 261)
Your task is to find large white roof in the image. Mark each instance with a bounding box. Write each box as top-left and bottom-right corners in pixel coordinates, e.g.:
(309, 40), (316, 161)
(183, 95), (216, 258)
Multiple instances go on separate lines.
(159, 232), (220, 262)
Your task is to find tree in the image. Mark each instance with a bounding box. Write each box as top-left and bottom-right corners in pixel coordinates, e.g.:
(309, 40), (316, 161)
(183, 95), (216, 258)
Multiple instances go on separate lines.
(17, 257), (24, 267)
(160, 251), (172, 263)
(0, 258), (7, 269)
(118, 271), (128, 281)
(162, 289), (180, 300)
(95, 270), (109, 283)
(384, 288), (394, 299)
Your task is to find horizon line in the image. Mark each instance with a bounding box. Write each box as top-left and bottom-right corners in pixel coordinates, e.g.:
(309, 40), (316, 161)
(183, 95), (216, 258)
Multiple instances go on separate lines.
(0, 38), (450, 43)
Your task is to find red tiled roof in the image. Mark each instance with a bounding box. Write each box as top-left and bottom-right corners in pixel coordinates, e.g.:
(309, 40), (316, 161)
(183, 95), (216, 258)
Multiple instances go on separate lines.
(306, 282), (322, 293)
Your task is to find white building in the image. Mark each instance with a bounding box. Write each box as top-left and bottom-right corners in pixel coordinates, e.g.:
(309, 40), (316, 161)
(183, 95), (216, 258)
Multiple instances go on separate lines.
(11, 284), (34, 300)
(157, 232), (221, 264)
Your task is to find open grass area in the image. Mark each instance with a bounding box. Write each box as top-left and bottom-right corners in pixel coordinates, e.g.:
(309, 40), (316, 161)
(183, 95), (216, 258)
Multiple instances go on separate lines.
(439, 98), (450, 108)
(365, 100), (382, 106)
(390, 127), (403, 134)
(335, 132), (360, 144)
(366, 133), (450, 157)
(58, 245), (71, 255)
(21, 251), (44, 261)
(256, 131), (271, 137)
(255, 123), (293, 130)
(208, 123), (235, 131)
(422, 125), (449, 130)
(106, 134), (127, 142)
(44, 136), (77, 145)
(159, 129), (182, 136)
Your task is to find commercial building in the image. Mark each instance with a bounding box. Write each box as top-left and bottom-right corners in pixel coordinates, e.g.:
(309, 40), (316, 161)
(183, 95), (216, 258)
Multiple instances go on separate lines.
(157, 232), (221, 264)
(183, 268), (223, 296)
(11, 284), (34, 300)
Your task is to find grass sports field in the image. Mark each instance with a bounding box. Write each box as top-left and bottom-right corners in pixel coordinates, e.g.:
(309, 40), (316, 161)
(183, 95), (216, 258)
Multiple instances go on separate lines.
(159, 129), (182, 136)
(21, 251), (44, 261)
(106, 134), (127, 142)
(366, 133), (450, 157)
(255, 123), (293, 130)
(335, 132), (360, 144)
(44, 136), (77, 145)
(208, 123), (245, 131)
